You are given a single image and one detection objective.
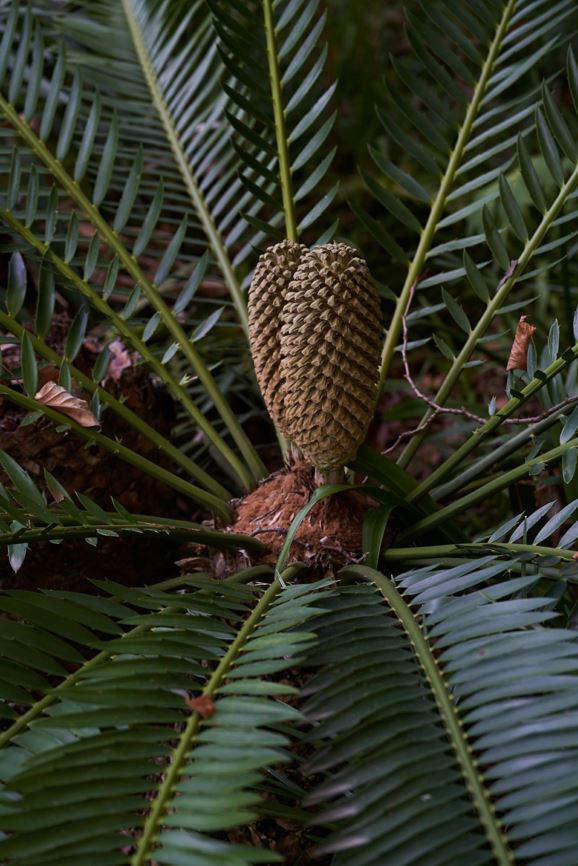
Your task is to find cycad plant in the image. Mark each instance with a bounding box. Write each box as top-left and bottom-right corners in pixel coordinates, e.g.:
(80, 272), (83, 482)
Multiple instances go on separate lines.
(1, 1), (578, 864)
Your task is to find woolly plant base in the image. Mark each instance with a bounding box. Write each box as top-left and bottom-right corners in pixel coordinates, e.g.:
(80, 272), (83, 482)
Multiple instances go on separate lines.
(230, 463), (374, 570)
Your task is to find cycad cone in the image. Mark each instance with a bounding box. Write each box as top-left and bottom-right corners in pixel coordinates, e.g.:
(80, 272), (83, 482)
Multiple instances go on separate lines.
(248, 241), (383, 470)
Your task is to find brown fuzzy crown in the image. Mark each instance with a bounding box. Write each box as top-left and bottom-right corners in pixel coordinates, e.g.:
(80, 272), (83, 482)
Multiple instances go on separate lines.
(248, 241), (383, 470)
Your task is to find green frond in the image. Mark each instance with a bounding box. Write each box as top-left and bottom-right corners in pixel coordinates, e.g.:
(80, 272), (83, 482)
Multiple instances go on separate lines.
(0, 302), (232, 500)
(207, 0), (338, 252)
(0, 375), (233, 515)
(31, 0), (336, 317)
(401, 430), (578, 539)
(400, 96), (578, 466)
(366, 0), (576, 402)
(0, 233), (242, 503)
(303, 586), (496, 865)
(304, 558), (578, 865)
(0, 574), (333, 865)
(24, 0), (249, 329)
(0, 3), (267, 487)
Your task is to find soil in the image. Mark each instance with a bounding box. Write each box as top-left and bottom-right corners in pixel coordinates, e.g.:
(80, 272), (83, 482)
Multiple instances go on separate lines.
(229, 462), (374, 571)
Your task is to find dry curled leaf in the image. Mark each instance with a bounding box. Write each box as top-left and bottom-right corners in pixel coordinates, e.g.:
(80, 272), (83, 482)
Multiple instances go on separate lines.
(507, 315), (536, 371)
(34, 382), (100, 428)
(184, 693), (215, 719)
(107, 339), (132, 382)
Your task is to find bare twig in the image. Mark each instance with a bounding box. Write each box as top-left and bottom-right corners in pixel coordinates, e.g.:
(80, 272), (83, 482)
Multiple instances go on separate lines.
(507, 394), (578, 424)
(401, 282), (486, 424)
(381, 412), (441, 456)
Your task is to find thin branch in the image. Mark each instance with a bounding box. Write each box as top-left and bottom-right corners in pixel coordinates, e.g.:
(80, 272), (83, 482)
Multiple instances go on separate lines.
(381, 412), (440, 457)
(401, 282), (486, 424)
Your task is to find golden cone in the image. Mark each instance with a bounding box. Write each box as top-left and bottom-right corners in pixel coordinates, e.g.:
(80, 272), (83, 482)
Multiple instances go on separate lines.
(281, 242), (382, 469)
(248, 239), (307, 427)
(249, 241), (382, 469)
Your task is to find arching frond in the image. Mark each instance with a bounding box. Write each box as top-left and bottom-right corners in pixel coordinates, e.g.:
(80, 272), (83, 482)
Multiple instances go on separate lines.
(0, 280), (232, 502)
(305, 559), (578, 865)
(208, 0), (338, 255)
(29, 0), (251, 330)
(0, 575), (332, 865)
(0, 448), (265, 573)
(0, 2), (267, 488)
(365, 0), (577, 406)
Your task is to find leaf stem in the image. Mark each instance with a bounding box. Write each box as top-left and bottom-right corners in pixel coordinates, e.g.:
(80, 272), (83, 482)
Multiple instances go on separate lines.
(0, 384), (232, 518)
(399, 157), (578, 468)
(262, 0), (298, 242)
(377, 0), (517, 398)
(344, 564), (513, 866)
(120, 0), (249, 335)
(131, 574), (286, 866)
(0, 207), (253, 492)
(0, 517), (265, 552)
(382, 541), (575, 562)
(0, 97), (266, 484)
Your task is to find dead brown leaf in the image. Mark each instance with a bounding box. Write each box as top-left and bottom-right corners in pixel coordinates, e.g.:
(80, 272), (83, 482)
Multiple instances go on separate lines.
(506, 315), (536, 371)
(34, 382), (100, 428)
(107, 340), (132, 382)
(184, 693), (215, 719)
